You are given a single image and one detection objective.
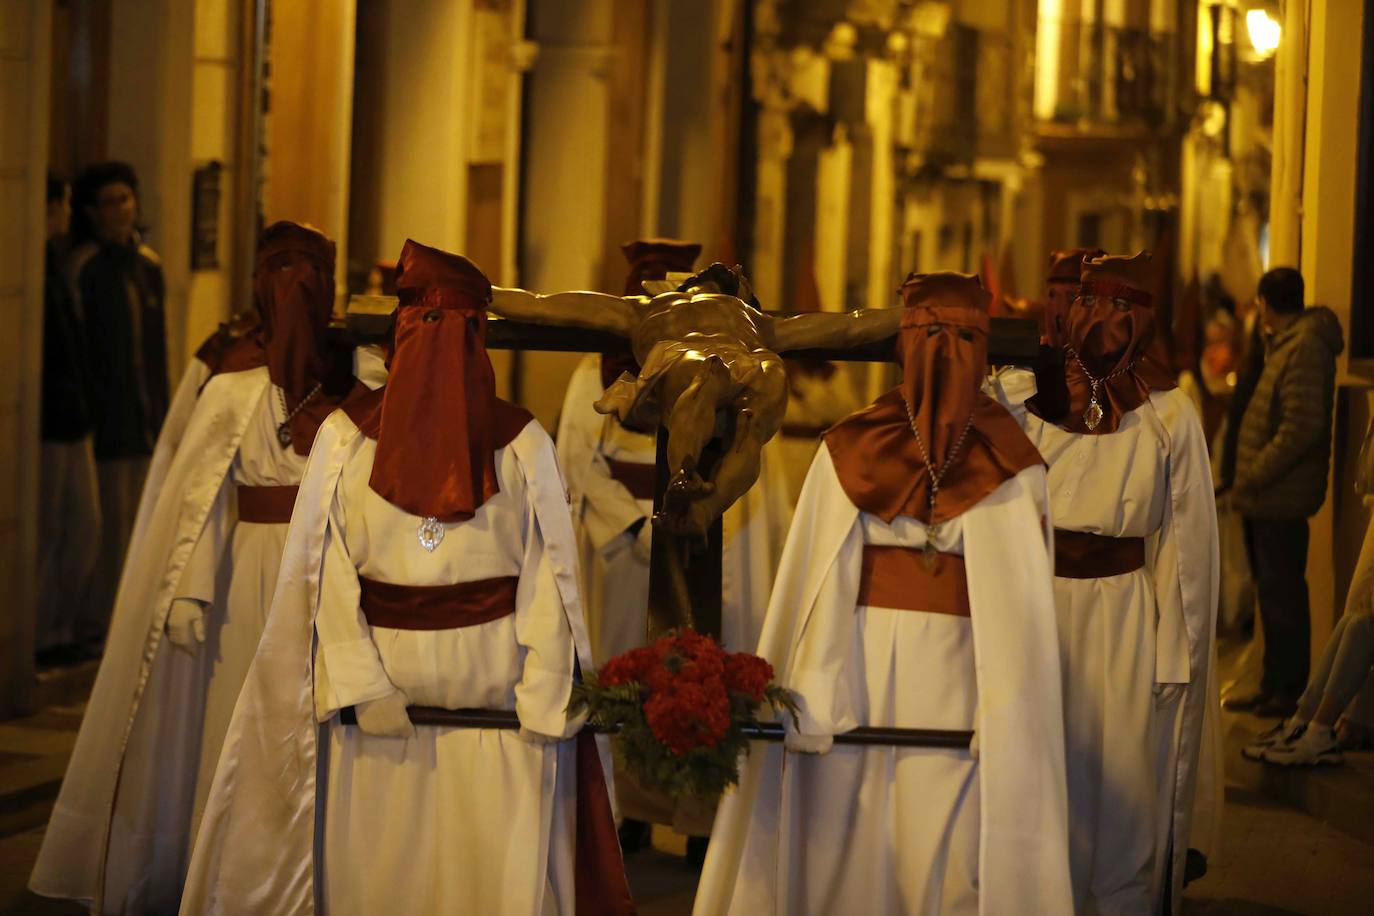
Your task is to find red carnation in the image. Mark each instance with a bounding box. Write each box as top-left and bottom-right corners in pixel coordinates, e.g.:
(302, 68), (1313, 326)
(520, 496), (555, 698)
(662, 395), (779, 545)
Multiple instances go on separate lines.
(723, 652), (773, 702)
(644, 679), (732, 755)
(598, 645), (659, 687)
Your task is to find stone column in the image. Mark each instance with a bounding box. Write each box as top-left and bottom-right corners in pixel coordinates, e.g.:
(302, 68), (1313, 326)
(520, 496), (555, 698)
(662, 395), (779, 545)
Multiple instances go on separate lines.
(0, 0), (52, 715)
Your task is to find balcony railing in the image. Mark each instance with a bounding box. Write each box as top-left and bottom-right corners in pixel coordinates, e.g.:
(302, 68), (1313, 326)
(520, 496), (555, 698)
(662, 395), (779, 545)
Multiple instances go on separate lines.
(1034, 18), (1179, 129)
(903, 24), (1023, 164)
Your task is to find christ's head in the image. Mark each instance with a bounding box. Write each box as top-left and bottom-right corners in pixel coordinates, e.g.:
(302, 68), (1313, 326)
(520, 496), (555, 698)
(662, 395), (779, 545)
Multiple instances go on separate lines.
(678, 262), (759, 309)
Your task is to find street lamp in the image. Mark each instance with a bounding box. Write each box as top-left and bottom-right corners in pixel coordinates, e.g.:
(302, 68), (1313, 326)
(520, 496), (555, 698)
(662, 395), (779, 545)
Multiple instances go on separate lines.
(1246, 9), (1282, 60)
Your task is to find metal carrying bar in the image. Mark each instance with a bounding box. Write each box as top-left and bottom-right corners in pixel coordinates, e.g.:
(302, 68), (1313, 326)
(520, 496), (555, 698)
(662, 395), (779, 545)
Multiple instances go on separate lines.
(337, 705), (973, 750)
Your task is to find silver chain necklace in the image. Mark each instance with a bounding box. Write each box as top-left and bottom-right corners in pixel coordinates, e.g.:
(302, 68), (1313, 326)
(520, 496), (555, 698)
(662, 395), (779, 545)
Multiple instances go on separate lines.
(275, 382), (323, 448)
(1064, 346), (1134, 431)
(902, 396), (976, 569)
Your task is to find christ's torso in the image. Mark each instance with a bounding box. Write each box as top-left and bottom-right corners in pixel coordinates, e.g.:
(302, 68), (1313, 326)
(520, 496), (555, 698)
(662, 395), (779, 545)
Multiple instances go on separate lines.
(632, 291), (770, 361)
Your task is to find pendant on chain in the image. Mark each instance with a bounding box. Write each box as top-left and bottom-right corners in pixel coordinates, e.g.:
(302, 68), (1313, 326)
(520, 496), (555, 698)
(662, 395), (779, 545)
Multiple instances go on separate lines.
(276, 423), (293, 448)
(1083, 400), (1104, 431)
(1083, 381), (1104, 430)
(922, 521), (941, 570)
(418, 516), (445, 552)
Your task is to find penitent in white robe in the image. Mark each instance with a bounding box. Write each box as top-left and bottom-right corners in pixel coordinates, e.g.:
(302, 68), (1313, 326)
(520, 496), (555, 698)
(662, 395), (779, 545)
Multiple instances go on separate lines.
(180, 410), (604, 916)
(32, 366), (273, 913)
(554, 353), (792, 663)
(694, 449), (1073, 916)
(1022, 388), (1219, 916)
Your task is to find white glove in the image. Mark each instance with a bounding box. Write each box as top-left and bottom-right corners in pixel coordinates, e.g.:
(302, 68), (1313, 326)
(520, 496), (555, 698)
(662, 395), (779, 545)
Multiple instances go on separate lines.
(166, 599), (207, 653)
(968, 727), (980, 761)
(784, 730), (833, 755)
(1154, 683), (1186, 707)
(354, 690), (415, 738)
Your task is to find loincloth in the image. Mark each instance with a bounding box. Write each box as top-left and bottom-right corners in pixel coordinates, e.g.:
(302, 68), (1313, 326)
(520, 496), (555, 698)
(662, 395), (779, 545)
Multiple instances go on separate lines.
(595, 337), (774, 433)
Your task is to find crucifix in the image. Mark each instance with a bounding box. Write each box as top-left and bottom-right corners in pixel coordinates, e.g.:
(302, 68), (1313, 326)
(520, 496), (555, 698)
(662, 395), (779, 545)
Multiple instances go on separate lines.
(347, 262), (1041, 649)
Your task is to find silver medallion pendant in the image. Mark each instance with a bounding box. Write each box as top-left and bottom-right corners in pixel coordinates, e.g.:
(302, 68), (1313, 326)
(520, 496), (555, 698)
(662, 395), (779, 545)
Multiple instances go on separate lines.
(922, 527), (940, 570)
(417, 516), (445, 552)
(1083, 399), (1104, 431)
(276, 423), (294, 448)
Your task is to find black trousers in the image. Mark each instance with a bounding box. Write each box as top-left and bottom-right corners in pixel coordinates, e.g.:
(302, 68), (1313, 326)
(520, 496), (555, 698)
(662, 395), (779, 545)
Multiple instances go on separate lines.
(1243, 517), (1311, 698)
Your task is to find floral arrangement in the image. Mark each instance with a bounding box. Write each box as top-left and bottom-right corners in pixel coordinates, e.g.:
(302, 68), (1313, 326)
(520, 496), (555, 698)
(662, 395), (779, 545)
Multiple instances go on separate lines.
(570, 628), (798, 800)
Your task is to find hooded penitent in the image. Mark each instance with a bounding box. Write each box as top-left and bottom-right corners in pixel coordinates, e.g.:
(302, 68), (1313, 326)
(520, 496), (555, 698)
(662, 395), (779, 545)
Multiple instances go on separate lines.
(250, 221), (361, 454)
(358, 238), (530, 522)
(824, 272), (1043, 525)
(1030, 251), (1176, 435)
(1043, 247), (1104, 347)
(601, 238), (702, 388)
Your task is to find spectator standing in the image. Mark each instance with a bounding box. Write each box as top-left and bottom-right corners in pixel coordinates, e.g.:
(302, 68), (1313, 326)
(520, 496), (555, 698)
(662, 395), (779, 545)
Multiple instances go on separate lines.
(1242, 508), (1374, 766)
(1225, 268), (1344, 718)
(37, 174), (101, 659)
(68, 162), (169, 644)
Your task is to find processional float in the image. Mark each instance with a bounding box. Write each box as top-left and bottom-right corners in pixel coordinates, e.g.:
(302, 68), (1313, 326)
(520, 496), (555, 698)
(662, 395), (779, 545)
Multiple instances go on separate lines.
(341, 268), (1045, 750)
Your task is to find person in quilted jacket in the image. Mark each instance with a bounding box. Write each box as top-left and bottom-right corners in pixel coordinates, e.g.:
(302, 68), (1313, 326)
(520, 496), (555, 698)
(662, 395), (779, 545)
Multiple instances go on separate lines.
(1226, 267), (1344, 718)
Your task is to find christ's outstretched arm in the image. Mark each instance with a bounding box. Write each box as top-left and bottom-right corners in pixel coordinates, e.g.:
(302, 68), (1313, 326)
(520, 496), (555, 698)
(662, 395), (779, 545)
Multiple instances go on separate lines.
(489, 287), (645, 338)
(768, 307), (904, 354)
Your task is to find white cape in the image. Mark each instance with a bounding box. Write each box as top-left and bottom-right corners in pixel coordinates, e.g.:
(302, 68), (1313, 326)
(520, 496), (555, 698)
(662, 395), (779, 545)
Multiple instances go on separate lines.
(1146, 390), (1221, 911)
(179, 411), (604, 915)
(31, 367), (269, 912)
(694, 450), (1073, 915)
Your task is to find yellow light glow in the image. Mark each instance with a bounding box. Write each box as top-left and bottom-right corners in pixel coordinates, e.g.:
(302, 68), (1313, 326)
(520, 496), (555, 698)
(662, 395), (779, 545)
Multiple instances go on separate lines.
(1196, 4), (1214, 96)
(1034, 0), (1064, 120)
(1246, 9), (1281, 58)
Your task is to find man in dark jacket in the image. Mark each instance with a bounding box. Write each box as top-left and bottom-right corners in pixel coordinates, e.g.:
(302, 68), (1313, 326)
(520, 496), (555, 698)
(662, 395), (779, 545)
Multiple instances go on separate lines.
(1226, 268), (1345, 717)
(38, 174), (102, 659)
(68, 161), (169, 643)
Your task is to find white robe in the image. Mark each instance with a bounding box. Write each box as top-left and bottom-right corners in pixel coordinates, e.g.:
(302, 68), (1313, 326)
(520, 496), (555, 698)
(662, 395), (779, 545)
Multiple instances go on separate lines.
(1022, 388), (1219, 915)
(180, 411), (604, 916)
(31, 367), (271, 913)
(554, 353), (792, 662)
(694, 450), (1073, 916)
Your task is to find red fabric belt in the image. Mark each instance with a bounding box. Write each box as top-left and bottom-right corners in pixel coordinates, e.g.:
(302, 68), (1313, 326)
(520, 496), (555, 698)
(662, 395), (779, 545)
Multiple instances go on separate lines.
(358, 575), (518, 630)
(857, 545), (971, 617)
(236, 485), (298, 524)
(606, 457), (656, 501)
(1054, 529), (1146, 579)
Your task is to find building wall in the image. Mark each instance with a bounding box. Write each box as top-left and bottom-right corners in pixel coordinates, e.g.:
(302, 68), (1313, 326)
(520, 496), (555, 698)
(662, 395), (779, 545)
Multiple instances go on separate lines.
(266, 0), (356, 296)
(0, 0), (51, 715)
(1287, 0), (1371, 646)
(186, 0), (250, 365)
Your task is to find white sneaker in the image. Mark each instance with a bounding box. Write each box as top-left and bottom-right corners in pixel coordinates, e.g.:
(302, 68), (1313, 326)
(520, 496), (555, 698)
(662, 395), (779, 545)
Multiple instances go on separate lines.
(1262, 723), (1343, 767)
(1241, 717), (1304, 761)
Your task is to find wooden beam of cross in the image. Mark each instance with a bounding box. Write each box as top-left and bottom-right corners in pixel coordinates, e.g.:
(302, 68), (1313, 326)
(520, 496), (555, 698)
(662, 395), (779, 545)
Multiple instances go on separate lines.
(344, 299), (1046, 644)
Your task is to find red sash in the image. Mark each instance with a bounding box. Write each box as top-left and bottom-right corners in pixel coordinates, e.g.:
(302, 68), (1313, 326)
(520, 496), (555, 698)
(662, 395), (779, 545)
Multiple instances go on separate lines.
(857, 545), (971, 617)
(1053, 529), (1146, 579)
(236, 485), (298, 524)
(357, 576), (518, 630)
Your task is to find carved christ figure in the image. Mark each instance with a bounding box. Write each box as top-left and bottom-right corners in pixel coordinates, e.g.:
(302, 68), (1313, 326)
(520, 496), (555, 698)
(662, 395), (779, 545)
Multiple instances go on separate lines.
(491, 263), (901, 535)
